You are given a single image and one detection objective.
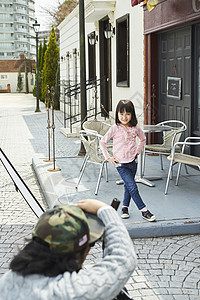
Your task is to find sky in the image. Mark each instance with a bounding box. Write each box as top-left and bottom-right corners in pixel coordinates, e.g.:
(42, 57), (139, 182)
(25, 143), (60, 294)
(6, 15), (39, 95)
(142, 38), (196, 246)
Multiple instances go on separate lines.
(35, 0), (60, 30)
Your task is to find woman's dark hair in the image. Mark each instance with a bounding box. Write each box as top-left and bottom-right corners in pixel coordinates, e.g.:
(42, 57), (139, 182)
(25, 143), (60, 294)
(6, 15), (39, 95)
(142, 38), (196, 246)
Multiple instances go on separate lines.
(115, 100), (138, 127)
(10, 238), (88, 277)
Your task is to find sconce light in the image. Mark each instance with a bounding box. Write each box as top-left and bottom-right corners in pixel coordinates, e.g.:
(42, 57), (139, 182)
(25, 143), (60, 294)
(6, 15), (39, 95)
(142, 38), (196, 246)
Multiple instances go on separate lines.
(66, 51), (70, 59)
(104, 23), (115, 39)
(61, 56), (64, 62)
(88, 32), (98, 45)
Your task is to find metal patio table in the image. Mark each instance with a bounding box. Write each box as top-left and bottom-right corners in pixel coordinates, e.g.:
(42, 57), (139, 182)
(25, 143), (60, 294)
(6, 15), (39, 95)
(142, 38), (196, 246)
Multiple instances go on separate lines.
(135, 124), (171, 187)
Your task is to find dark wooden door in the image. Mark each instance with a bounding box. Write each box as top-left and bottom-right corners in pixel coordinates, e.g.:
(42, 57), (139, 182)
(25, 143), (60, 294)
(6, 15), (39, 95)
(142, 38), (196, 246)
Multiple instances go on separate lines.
(159, 26), (191, 139)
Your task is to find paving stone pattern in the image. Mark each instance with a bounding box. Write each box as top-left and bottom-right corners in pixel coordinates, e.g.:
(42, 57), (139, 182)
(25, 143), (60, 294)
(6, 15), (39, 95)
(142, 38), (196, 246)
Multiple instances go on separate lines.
(0, 94), (199, 299)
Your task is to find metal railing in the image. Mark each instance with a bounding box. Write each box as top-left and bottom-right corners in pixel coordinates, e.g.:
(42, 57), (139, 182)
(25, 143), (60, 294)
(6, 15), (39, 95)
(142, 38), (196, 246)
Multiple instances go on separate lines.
(61, 77), (106, 133)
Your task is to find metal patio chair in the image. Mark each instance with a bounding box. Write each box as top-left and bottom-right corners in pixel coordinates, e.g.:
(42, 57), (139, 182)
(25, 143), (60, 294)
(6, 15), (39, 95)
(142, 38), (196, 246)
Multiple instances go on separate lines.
(142, 120), (187, 174)
(83, 119), (112, 151)
(75, 130), (109, 195)
(165, 137), (200, 194)
(83, 119), (111, 136)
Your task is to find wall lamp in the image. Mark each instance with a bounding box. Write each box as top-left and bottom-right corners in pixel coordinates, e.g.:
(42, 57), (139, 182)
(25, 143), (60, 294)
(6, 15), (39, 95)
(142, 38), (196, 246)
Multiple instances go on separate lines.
(104, 23), (115, 39)
(88, 32), (98, 45)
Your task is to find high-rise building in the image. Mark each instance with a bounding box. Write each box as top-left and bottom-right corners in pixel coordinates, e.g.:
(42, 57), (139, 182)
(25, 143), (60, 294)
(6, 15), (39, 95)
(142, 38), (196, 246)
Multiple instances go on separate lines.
(0, 0), (36, 60)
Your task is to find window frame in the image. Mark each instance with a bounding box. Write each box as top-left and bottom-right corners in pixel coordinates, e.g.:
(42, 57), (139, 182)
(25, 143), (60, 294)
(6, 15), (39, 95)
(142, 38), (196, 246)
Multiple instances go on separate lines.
(116, 13), (130, 87)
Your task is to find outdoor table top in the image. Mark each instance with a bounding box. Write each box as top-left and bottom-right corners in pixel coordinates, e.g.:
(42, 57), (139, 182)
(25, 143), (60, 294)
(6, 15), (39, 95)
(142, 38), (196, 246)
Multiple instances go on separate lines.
(143, 124), (172, 133)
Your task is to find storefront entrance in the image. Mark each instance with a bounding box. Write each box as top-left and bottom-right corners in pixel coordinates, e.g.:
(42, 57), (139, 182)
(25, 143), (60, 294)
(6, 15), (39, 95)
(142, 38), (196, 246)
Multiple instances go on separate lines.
(158, 26), (192, 140)
(158, 23), (200, 155)
(144, 0), (200, 155)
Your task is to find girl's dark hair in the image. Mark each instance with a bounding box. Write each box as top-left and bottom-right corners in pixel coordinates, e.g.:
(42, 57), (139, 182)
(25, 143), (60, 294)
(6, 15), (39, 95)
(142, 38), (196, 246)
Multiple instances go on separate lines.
(10, 238), (88, 277)
(115, 100), (138, 127)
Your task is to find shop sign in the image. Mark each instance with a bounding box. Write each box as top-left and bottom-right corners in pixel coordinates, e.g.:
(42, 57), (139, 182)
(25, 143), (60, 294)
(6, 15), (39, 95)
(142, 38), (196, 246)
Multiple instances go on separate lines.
(167, 77), (182, 100)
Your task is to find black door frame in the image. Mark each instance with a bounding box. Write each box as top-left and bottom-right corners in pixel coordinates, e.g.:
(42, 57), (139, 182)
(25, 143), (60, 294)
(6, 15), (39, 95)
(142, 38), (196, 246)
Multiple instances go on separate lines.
(192, 22), (200, 155)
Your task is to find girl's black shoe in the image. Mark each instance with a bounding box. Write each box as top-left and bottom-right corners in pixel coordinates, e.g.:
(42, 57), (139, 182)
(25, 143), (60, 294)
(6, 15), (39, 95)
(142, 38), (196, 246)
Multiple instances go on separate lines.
(121, 207), (130, 219)
(142, 210), (156, 222)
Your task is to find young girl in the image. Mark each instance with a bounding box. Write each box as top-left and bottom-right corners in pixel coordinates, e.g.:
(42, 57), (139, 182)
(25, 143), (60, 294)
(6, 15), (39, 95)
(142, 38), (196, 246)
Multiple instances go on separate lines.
(100, 100), (156, 222)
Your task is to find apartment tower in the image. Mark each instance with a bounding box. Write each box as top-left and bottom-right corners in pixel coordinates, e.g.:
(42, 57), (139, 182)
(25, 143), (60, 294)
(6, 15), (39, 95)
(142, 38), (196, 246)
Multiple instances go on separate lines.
(0, 0), (36, 59)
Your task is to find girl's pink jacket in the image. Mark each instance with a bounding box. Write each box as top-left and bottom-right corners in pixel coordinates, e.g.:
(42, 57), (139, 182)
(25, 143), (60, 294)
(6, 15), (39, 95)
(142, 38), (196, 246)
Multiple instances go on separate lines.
(100, 124), (146, 163)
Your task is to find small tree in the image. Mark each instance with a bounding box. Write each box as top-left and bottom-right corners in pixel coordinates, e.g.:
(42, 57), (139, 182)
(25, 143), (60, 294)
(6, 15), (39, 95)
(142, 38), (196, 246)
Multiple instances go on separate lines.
(54, 64), (60, 110)
(42, 27), (59, 103)
(33, 39), (47, 100)
(40, 38), (47, 72)
(17, 71), (23, 92)
(38, 41), (43, 71)
(40, 39), (47, 101)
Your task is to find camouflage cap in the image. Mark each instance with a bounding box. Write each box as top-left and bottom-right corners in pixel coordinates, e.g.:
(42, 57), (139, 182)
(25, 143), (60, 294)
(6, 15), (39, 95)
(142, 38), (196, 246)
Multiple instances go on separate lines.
(32, 205), (104, 254)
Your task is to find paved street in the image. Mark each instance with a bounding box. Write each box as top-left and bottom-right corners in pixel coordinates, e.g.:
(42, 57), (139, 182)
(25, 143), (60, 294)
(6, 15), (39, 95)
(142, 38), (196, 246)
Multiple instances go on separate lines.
(0, 94), (199, 299)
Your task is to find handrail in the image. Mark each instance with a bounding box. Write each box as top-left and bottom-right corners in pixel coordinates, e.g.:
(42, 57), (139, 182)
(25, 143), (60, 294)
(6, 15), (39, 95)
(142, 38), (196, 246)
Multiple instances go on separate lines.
(62, 76), (106, 132)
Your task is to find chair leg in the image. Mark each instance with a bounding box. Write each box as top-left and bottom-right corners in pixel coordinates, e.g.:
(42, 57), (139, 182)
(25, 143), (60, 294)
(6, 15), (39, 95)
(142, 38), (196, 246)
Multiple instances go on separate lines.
(184, 164), (189, 174)
(142, 151), (146, 176)
(76, 156), (88, 190)
(176, 163), (182, 186)
(79, 155), (87, 172)
(105, 161), (108, 182)
(160, 154), (163, 170)
(95, 161), (105, 195)
(170, 166), (173, 180)
(165, 160), (173, 194)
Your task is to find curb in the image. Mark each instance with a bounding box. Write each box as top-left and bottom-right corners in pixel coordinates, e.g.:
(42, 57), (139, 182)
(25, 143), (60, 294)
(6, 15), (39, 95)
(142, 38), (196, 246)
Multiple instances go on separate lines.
(126, 218), (200, 238)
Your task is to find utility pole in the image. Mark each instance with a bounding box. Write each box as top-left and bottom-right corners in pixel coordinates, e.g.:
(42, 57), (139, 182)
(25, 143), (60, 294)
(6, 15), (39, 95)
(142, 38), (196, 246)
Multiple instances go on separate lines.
(78, 0), (87, 156)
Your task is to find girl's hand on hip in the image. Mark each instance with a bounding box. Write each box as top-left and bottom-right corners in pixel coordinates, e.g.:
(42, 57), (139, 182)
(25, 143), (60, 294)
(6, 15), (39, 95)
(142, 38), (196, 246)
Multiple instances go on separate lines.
(108, 157), (119, 166)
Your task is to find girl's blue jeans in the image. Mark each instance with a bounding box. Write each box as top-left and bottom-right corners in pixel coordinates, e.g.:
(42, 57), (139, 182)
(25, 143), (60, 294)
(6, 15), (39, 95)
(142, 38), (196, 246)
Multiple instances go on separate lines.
(117, 160), (146, 210)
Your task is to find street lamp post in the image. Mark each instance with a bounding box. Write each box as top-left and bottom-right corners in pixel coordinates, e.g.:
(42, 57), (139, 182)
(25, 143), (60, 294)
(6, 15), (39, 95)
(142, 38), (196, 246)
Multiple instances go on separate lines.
(33, 19), (41, 112)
